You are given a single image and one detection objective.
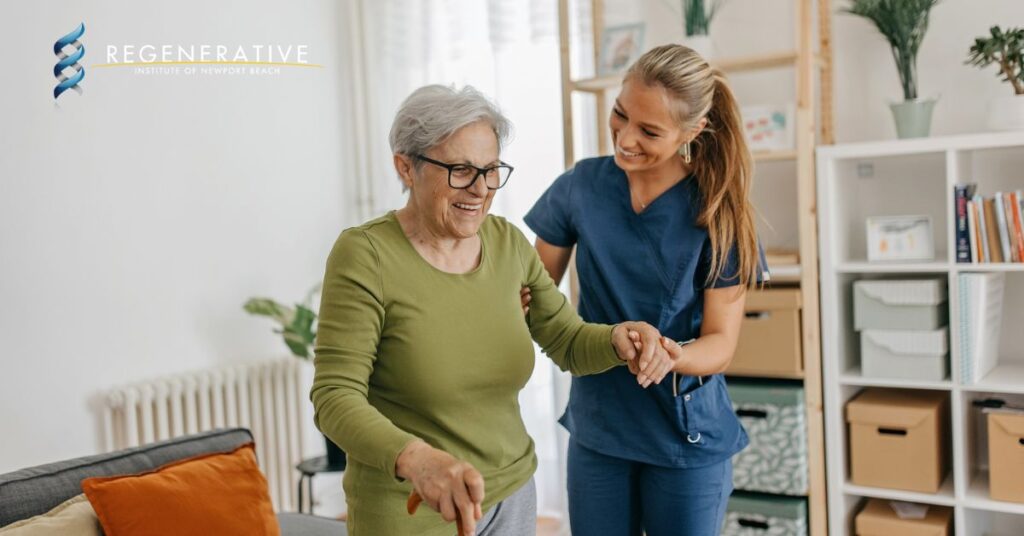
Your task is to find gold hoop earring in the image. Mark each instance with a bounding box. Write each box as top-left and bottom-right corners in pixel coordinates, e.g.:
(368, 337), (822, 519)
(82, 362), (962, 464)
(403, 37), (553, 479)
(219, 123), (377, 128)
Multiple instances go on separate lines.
(678, 142), (692, 164)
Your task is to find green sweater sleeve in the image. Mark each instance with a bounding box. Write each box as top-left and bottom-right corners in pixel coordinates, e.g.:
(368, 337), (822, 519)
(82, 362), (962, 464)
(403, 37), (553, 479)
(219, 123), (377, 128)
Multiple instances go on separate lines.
(513, 227), (622, 375)
(310, 229), (418, 480)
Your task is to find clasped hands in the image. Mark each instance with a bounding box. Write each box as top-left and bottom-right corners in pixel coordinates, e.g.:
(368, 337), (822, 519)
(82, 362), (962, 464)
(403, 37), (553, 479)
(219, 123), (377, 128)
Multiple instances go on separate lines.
(520, 286), (680, 389)
(611, 321), (683, 388)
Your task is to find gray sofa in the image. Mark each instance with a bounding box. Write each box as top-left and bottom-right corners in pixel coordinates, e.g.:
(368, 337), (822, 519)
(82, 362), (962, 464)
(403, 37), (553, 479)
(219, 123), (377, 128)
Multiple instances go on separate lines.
(0, 427), (347, 535)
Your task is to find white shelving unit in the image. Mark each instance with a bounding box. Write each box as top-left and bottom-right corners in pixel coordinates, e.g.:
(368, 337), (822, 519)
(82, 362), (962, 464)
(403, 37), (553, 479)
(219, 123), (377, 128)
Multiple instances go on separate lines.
(817, 131), (1024, 536)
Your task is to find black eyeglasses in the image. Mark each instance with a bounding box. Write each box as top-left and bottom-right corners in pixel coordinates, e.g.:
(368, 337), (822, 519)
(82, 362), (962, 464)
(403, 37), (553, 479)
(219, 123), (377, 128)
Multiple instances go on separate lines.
(415, 154), (514, 190)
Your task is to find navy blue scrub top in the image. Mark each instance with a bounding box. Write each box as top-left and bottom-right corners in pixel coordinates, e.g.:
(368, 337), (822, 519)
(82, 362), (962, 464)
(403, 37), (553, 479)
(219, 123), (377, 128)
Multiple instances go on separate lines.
(524, 156), (769, 469)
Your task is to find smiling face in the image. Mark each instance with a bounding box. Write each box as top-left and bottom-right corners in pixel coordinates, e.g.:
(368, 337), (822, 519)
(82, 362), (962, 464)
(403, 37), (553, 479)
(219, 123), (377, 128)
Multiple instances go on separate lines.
(396, 120), (499, 240)
(610, 78), (703, 174)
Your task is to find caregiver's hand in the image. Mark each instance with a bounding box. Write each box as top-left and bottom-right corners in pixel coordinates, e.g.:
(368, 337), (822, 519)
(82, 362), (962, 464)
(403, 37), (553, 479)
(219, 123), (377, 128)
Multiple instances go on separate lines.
(396, 440), (484, 536)
(520, 286), (531, 315)
(612, 322), (673, 388)
(628, 331), (688, 384)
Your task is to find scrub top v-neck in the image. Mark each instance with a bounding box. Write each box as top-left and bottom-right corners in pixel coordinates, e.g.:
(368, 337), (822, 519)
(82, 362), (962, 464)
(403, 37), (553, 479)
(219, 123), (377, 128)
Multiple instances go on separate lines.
(525, 156), (767, 468)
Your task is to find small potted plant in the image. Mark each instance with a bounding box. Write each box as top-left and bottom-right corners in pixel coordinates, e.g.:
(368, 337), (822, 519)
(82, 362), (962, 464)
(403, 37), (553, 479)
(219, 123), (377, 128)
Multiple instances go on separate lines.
(243, 284), (319, 360)
(245, 284), (347, 469)
(682, 0), (723, 58)
(967, 26), (1024, 131)
(844, 0), (941, 138)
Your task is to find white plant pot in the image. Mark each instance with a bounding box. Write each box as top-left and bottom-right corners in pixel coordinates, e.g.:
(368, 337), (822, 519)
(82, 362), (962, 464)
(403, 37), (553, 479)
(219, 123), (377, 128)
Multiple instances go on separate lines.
(986, 94), (1024, 131)
(889, 98), (938, 139)
(683, 35), (713, 59)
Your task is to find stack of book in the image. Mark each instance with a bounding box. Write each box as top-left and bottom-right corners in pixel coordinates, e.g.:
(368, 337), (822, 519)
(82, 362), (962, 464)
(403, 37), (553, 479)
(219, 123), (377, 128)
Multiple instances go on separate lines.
(954, 185), (1024, 263)
(958, 272), (1005, 384)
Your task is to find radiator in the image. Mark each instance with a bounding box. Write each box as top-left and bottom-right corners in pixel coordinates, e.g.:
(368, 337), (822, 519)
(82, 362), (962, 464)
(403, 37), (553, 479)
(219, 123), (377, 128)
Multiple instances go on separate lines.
(101, 358), (307, 512)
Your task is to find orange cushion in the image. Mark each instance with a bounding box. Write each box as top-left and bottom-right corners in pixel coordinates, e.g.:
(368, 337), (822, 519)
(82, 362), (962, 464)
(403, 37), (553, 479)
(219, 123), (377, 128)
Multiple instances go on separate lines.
(81, 442), (279, 536)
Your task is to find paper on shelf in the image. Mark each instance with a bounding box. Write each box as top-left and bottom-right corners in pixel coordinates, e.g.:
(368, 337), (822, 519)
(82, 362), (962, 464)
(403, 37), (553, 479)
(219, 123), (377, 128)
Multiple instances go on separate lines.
(959, 272), (1005, 384)
(887, 500), (929, 520)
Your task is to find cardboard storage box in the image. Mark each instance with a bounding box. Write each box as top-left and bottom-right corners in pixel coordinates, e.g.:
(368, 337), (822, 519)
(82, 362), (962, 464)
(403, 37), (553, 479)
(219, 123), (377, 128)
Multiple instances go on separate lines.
(855, 498), (952, 536)
(727, 288), (803, 378)
(988, 411), (1024, 503)
(720, 492), (807, 536)
(729, 381), (808, 495)
(860, 327), (949, 381)
(846, 389), (949, 493)
(853, 279), (947, 331)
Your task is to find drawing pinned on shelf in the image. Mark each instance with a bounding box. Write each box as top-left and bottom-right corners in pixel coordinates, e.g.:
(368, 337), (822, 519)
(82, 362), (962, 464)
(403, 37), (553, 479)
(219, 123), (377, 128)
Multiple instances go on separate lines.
(742, 104), (795, 152)
(866, 215), (935, 261)
(597, 23), (645, 76)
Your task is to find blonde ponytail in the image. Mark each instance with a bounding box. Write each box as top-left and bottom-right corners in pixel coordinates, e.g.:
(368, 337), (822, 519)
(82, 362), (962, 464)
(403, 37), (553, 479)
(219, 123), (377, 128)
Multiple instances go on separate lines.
(626, 45), (761, 289)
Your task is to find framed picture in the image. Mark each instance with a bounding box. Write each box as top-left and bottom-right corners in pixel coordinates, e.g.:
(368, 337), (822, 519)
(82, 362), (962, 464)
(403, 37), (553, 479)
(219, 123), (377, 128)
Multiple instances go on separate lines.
(598, 23), (645, 76)
(741, 104), (795, 152)
(866, 215), (935, 261)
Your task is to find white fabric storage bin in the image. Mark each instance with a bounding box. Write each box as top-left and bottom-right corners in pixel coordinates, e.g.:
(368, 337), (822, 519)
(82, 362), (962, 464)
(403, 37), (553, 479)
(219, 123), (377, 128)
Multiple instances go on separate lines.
(861, 327), (949, 381)
(729, 381), (808, 495)
(721, 492), (807, 536)
(853, 279), (948, 331)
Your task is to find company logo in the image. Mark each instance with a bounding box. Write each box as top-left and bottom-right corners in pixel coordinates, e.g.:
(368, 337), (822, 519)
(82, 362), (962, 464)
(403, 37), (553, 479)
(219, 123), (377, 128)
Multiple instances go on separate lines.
(49, 24), (318, 101)
(99, 43), (316, 76)
(54, 23), (85, 99)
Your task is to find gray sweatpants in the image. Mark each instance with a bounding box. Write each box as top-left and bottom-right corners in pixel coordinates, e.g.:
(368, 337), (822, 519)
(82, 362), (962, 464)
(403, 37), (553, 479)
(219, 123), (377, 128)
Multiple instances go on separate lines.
(473, 478), (536, 536)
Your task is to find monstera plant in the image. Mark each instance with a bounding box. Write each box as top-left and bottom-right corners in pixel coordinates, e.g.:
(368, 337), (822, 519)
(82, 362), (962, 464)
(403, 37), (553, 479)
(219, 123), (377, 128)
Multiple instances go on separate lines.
(244, 283), (346, 469)
(243, 283), (320, 359)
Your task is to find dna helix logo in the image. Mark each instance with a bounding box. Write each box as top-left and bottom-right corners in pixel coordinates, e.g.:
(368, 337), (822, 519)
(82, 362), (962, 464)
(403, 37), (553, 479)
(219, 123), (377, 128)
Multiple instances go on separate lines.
(53, 23), (85, 99)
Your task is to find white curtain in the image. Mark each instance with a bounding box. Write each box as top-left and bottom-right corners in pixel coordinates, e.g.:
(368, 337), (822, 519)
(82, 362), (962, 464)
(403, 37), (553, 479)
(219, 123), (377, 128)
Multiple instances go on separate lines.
(341, 0), (575, 521)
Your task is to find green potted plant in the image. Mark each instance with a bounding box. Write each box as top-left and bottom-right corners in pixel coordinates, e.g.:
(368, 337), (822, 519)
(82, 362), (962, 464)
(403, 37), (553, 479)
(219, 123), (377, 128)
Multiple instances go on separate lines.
(844, 0), (941, 138)
(966, 26), (1024, 131)
(243, 284), (319, 360)
(244, 284), (346, 469)
(682, 0), (723, 58)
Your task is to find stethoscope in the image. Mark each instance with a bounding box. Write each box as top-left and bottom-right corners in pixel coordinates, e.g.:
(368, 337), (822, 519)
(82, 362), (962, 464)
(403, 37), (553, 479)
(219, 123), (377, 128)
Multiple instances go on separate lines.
(669, 338), (704, 444)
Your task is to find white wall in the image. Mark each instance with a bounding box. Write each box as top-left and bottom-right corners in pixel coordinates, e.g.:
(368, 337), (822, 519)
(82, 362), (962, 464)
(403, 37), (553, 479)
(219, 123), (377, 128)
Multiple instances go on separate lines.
(0, 0), (354, 483)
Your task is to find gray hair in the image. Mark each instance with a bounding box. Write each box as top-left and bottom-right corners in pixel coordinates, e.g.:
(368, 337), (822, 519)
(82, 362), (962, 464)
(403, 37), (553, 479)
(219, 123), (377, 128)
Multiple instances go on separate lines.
(388, 85), (512, 166)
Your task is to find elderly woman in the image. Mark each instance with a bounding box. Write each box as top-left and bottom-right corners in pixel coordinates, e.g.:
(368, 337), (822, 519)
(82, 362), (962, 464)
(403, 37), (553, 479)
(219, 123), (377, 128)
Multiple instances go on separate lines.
(310, 84), (675, 536)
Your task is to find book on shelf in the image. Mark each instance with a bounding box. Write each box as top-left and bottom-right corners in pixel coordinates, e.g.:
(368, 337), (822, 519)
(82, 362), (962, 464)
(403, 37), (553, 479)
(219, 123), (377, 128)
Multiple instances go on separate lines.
(995, 192), (1013, 262)
(975, 194), (990, 263)
(1020, 191), (1024, 245)
(983, 198), (1003, 263)
(953, 185), (1024, 264)
(954, 184), (975, 263)
(1010, 191), (1024, 261)
(967, 199), (978, 263)
(958, 272), (1005, 384)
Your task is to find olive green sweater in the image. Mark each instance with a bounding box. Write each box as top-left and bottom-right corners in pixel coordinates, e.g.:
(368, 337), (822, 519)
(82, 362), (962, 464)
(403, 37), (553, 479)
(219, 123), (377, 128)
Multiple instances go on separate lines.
(310, 211), (621, 535)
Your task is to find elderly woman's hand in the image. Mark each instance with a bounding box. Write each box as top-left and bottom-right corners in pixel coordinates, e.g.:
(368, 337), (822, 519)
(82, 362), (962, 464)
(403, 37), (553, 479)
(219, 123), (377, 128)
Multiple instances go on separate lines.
(611, 322), (674, 388)
(396, 440), (484, 536)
